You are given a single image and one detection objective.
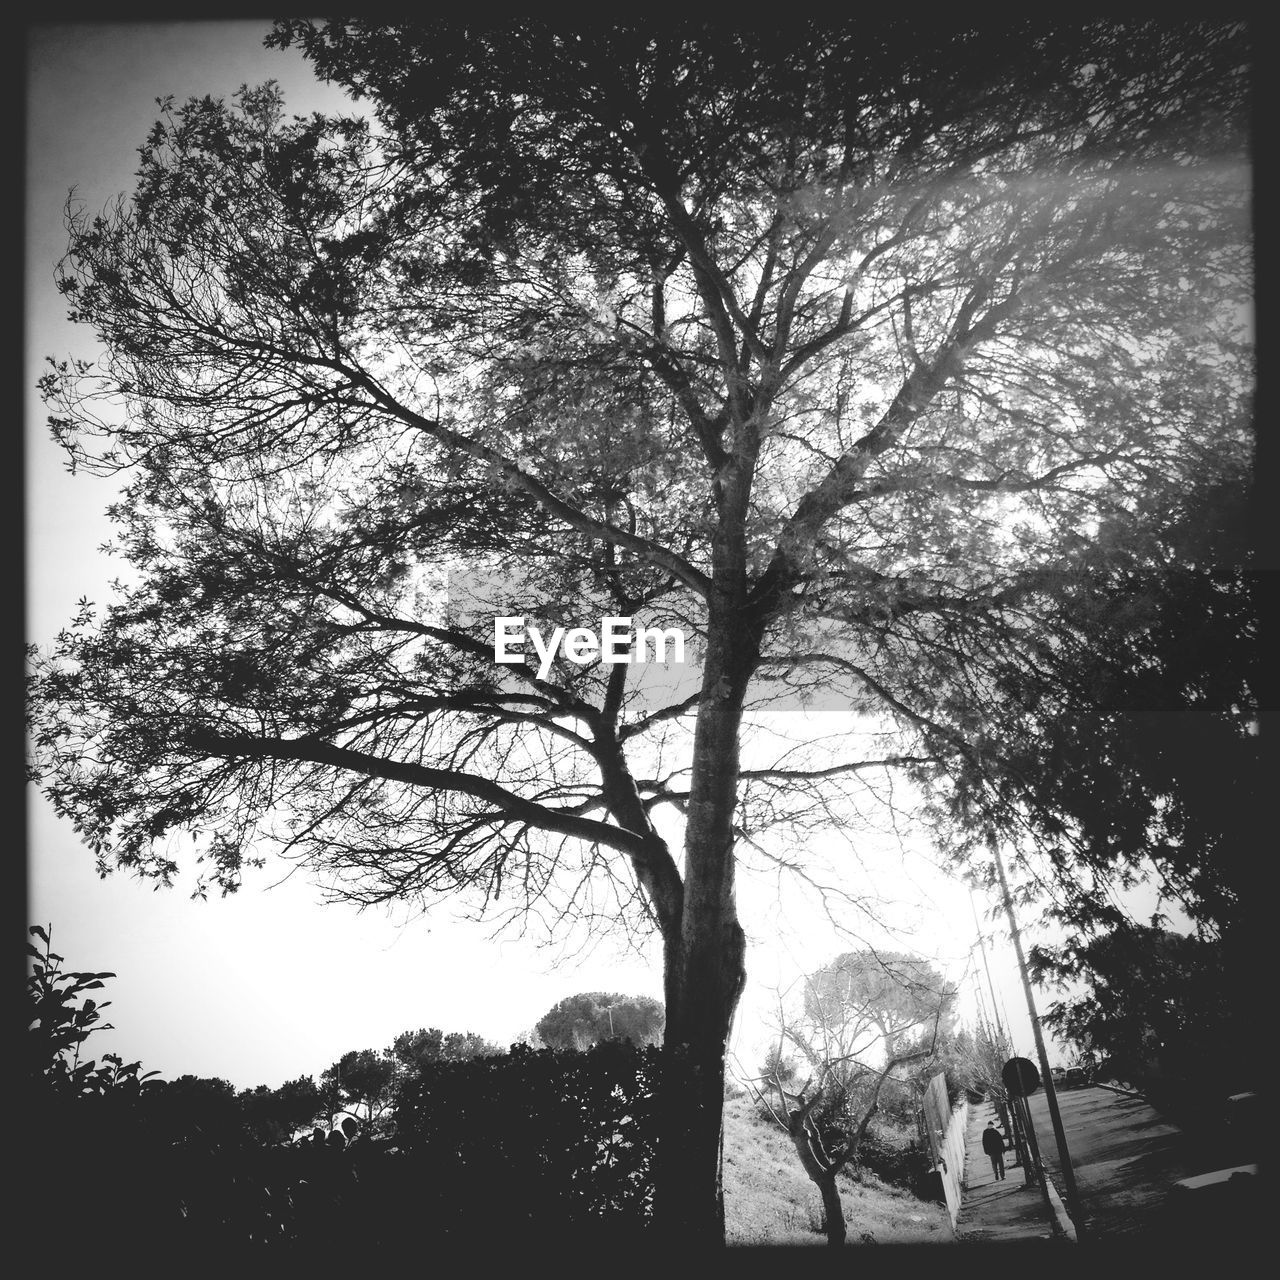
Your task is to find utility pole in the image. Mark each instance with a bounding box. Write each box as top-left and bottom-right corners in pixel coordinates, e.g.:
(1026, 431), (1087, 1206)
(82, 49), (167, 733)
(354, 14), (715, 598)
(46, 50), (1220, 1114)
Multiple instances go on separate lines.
(972, 952), (1025, 1171)
(970, 892), (1009, 1049)
(988, 832), (1088, 1241)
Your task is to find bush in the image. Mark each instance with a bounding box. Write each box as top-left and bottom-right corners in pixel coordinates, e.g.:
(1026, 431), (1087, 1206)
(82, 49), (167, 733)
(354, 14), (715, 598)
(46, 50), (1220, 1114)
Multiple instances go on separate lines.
(394, 1039), (662, 1238)
(853, 1124), (933, 1196)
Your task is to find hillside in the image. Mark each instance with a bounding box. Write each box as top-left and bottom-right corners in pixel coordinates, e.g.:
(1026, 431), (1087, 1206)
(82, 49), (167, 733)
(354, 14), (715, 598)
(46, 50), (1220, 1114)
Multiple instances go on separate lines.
(721, 1093), (953, 1247)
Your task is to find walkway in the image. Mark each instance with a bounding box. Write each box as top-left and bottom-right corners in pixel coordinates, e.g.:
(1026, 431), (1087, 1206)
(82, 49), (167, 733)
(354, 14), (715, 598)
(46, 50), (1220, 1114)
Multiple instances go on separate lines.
(1025, 1083), (1255, 1244)
(956, 1085), (1263, 1261)
(954, 1097), (1073, 1246)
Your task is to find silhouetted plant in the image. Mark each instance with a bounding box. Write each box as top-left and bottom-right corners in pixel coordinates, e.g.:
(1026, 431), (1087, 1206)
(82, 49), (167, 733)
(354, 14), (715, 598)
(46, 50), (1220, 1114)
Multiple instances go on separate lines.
(26, 923), (158, 1098)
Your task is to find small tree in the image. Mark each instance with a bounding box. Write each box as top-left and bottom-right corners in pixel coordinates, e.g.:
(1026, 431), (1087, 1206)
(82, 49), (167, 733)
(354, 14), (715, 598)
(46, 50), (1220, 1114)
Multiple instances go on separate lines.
(751, 1027), (937, 1246)
(745, 956), (947, 1245)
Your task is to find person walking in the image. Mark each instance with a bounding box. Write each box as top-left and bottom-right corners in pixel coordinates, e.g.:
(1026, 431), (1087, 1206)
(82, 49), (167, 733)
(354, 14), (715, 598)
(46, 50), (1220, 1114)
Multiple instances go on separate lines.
(982, 1120), (1008, 1181)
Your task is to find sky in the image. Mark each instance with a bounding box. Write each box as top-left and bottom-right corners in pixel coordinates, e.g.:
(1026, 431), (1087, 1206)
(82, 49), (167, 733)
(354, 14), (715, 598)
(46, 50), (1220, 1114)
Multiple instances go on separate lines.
(24, 20), (1069, 1093)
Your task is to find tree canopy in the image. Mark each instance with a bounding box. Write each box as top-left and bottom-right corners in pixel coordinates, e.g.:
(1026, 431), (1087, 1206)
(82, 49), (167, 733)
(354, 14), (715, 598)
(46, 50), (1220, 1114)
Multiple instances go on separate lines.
(803, 949), (957, 1059)
(389, 1026), (501, 1069)
(29, 18), (1253, 1243)
(1032, 924), (1247, 1112)
(917, 456), (1261, 935)
(536, 991), (665, 1049)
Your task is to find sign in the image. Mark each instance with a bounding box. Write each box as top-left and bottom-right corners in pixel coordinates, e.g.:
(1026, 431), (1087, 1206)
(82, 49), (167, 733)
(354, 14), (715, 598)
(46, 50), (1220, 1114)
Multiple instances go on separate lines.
(1002, 1056), (1041, 1097)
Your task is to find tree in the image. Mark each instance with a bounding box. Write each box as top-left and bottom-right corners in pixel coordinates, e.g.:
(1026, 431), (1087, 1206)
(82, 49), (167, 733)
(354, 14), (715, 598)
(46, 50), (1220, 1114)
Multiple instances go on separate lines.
(238, 1075), (328, 1144)
(757, 1041), (799, 1089)
(1033, 924), (1246, 1116)
(914, 451), (1265, 1090)
(320, 1048), (399, 1133)
(388, 1026), (502, 1070)
(928, 1025), (1003, 1107)
(28, 19), (1252, 1244)
(752, 963), (944, 1246)
(916, 456), (1260, 926)
(744, 951), (948, 1243)
(535, 992), (665, 1049)
(804, 950), (957, 1060)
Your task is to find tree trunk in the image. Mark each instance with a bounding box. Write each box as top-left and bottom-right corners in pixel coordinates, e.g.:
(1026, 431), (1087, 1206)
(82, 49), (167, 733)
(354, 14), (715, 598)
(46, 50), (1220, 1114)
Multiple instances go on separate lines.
(653, 552), (755, 1246)
(783, 1113), (848, 1247)
(817, 1172), (847, 1248)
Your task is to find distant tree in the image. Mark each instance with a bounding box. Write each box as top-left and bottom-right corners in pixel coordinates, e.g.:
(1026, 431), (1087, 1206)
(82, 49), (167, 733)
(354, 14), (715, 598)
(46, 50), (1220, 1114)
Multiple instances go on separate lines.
(388, 1027), (502, 1070)
(237, 1074), (327, 1144)
(536, 992), (665, 1049)
(804, 950), (957, 1060)
(320, 1048), (399, 1133)
(757, 1041), (799, 1088)
(926, 1025), (1003, 1105)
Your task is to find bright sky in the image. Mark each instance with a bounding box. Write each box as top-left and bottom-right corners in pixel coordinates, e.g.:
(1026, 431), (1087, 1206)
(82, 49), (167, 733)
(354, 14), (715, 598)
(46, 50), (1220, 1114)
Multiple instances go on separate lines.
(25, 21), (1065, 1093)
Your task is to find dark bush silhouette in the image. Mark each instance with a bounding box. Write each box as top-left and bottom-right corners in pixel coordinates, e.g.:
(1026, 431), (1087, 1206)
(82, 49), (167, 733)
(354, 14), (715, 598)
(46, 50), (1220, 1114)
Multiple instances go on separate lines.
(394, 1039), (663, 1243)
(24, 929), (665, 1261)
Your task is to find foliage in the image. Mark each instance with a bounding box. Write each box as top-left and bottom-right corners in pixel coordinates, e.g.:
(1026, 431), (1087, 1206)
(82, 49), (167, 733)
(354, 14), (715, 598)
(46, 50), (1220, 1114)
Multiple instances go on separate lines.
(389, 1025), (502, 1069)
(319, 1047), (398, 1128)
(1032, 924), (1248, 1113)
(917, 461), (1265, 1092)
(758, 1041), (800, 1088)
(394, 1039), (666, 1240)
(803, 951), (957, 1060)
(752, 949), (947, 1245)
(852, 1124), (933, 1196)
(26, 923), (158, 1099)
(917, 461), (1261, 937)
(923, 1025), (1007, 1105)
(237, 1074), (328, 1144)
(535, 991), (665, 1049)
(28, 17), (1253, 1242)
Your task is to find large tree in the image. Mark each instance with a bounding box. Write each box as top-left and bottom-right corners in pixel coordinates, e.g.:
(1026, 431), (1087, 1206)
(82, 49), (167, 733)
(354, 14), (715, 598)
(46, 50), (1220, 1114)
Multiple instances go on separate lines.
(914, 448), (1264, 1090)
(29, 19), (1252, 1243)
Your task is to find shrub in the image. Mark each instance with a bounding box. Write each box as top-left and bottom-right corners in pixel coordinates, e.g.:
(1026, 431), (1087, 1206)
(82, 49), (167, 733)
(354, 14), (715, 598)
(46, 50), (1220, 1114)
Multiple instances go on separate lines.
(853, 1124), (933, 1196)
(394, 1039), (662, 1239)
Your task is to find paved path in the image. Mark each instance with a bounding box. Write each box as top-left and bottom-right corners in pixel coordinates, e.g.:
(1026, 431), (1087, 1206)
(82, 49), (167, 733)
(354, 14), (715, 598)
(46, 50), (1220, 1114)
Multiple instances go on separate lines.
(957, 1083), (1261, 1259)
(955, 1097), (1067, 1245)
(1025, 1084), (1232, 1243)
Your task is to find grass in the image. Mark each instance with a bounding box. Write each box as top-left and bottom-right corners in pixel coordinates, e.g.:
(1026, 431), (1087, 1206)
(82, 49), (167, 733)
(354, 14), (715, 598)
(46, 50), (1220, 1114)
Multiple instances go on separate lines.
(721, 1092), (953, 1247)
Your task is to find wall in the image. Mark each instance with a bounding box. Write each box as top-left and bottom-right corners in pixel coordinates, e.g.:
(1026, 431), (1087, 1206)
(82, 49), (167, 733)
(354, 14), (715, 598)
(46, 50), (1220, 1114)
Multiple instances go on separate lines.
(921, 1070), (968, 1230)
